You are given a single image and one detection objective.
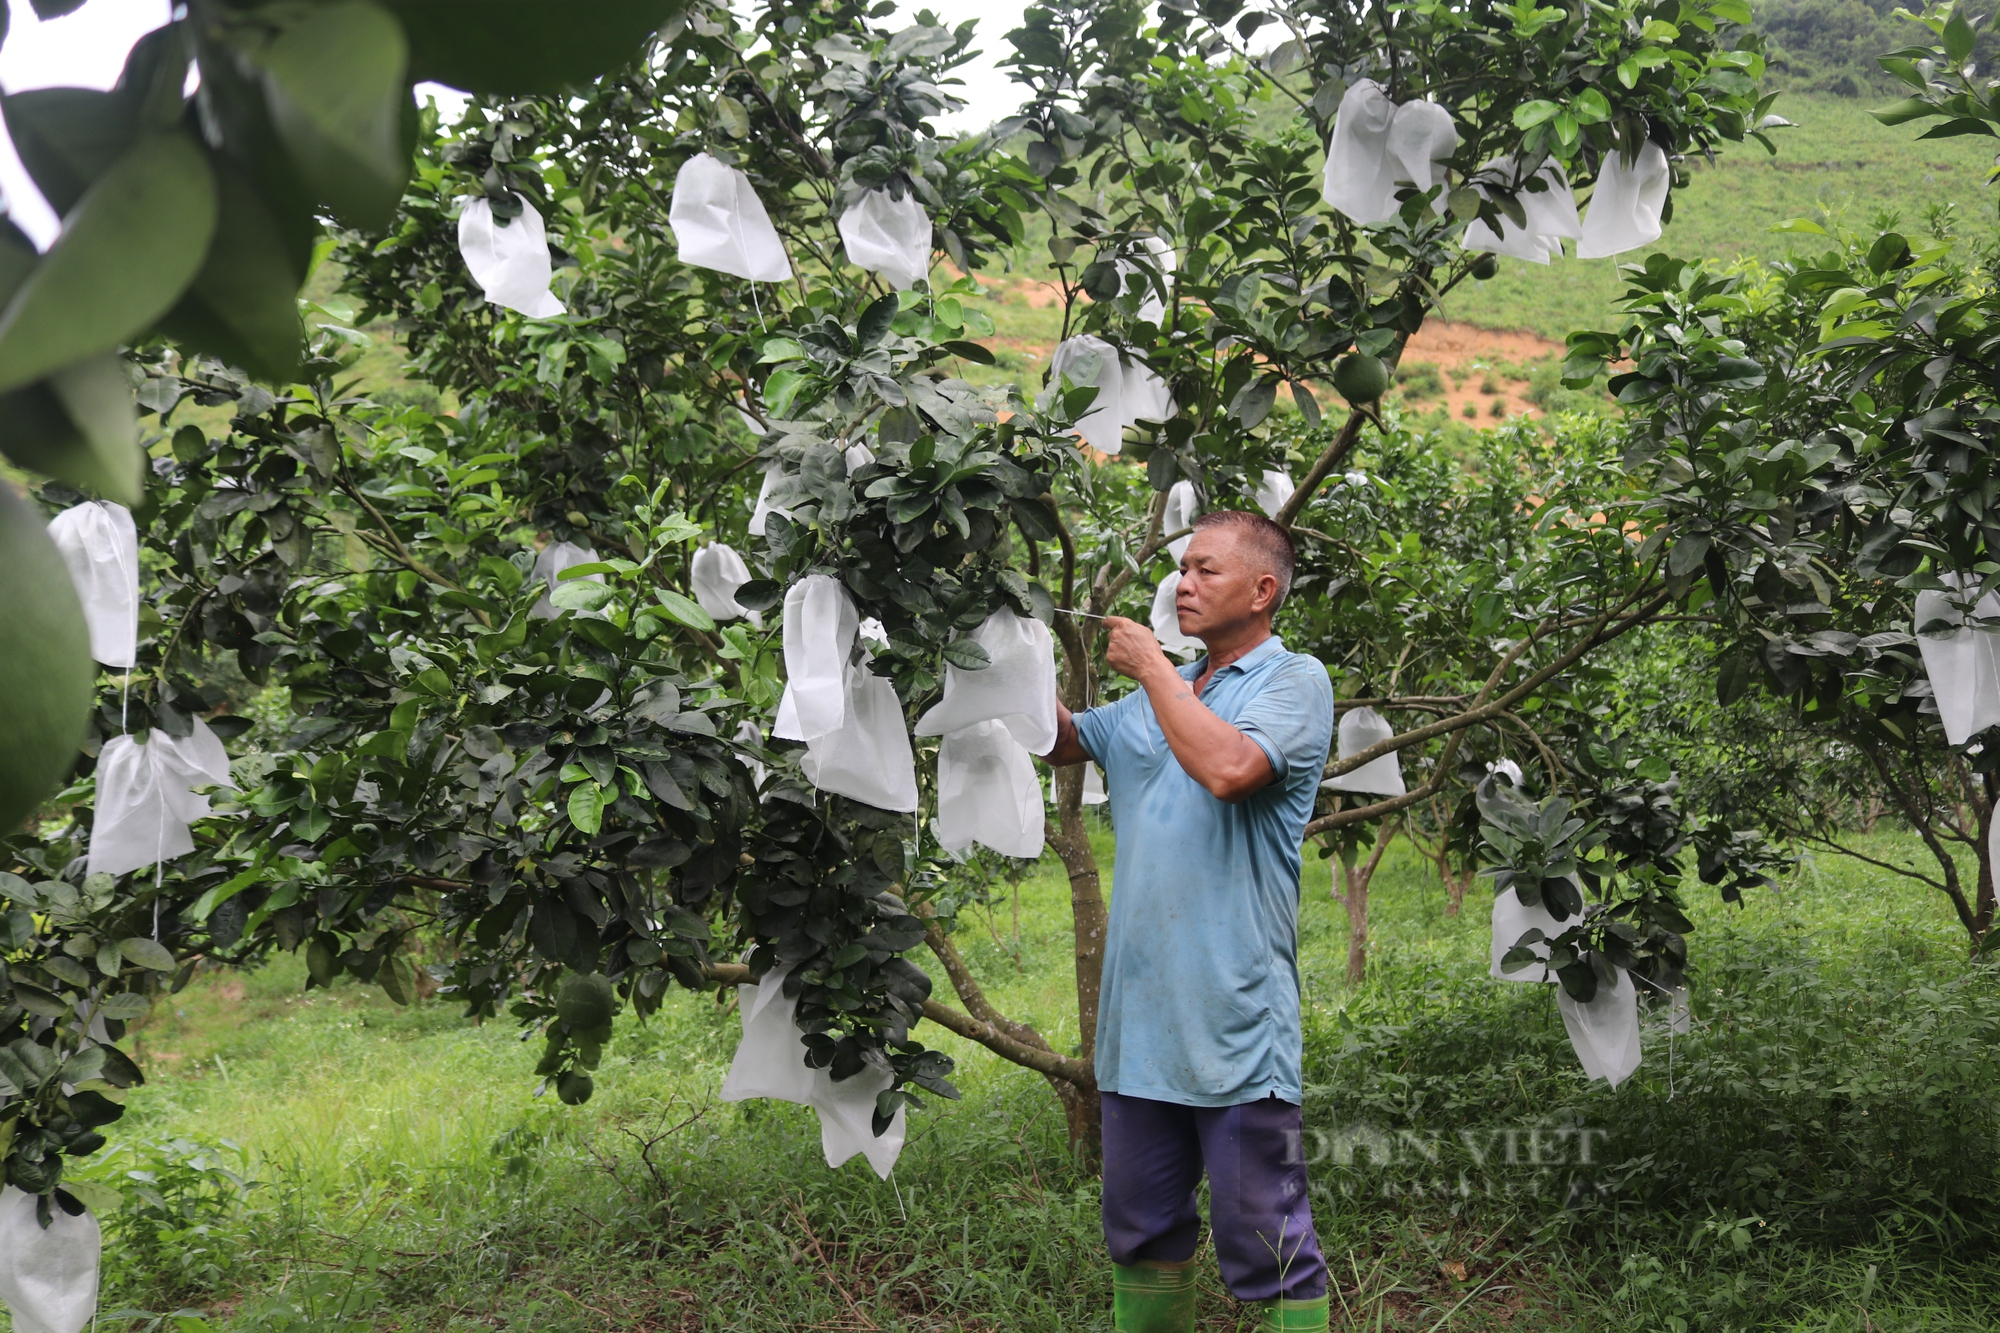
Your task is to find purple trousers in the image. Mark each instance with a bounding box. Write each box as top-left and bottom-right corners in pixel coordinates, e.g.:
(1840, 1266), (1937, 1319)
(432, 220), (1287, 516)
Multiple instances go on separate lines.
(1100, 1091), (1328, 1302)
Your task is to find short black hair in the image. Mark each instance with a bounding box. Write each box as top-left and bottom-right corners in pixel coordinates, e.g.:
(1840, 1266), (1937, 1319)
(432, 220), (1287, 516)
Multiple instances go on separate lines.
(1190, 509), (1295, 611)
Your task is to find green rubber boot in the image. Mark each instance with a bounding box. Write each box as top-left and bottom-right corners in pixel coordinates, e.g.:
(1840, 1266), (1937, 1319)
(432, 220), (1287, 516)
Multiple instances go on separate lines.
(1258, 1294), (1330, 1332)
(1112, 1259), (1198, 1332)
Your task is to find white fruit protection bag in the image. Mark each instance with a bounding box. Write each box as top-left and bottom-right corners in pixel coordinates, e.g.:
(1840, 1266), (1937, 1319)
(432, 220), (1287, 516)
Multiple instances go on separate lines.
(720, 969), (907, 1178)
(1577, 141), (1670, 259)
(1913, 575), (2000, 744)
(1558, 967), (1642, 1088)
(838, 188), (932, 290)
(1119, 235), (1177, 325)
(0, 1187), (100, 1333)
(1320, 81), (1459, 226)
(1321, 705), (1406, 797)
(669, 153), (793, 283)
(528, 541), (601, 619)
(1151, 573), (1202, 660)
(1048, 761), (1108, 806)
(691, 542), (761, 627)
(935, 721), (1045, 858)
(778, 575), (860, 742)
(1463, 158), (1582, 265)
(1488, 887), (1565, 983)
(913, 610), (1058, 753)
(1163, 480), (1198, 561)
(88, 718), (235, 878)
(47, 501), (138, 668)
(1051, 336), (1175, 455)
(748, 464), (791, 537)
(455, 194), (565, 318)
(776, 577), (918, 811)
(1254, 469), (1295, 520)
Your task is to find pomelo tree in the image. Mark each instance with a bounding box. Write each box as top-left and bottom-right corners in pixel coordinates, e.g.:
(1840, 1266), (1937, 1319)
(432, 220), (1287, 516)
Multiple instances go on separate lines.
(0, 0), (1787, 1201)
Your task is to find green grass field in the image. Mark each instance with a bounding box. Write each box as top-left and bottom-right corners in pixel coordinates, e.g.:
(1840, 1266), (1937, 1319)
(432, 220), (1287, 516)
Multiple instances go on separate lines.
(1450, 93), (2000, 339)
(48, 820), (2000, 1332)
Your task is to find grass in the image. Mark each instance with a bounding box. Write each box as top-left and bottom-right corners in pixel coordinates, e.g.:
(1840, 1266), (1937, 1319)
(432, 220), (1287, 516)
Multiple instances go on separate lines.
(1449, 92), (2000, 339)
(37, 818), (2000, 1332)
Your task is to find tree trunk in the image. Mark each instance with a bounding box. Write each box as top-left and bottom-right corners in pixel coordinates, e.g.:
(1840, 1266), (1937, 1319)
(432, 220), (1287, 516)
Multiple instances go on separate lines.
(1332, 821), (1397, 985)
(1048, 761), (1107, 1156)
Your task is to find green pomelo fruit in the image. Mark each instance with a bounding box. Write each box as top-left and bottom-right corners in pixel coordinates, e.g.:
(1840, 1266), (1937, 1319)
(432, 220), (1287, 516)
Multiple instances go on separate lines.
(1332, 353), (1391, 405)
(0, 486), (92, 833)
(556, 971), (617, 1030)
(1470, 253), (1499, 281)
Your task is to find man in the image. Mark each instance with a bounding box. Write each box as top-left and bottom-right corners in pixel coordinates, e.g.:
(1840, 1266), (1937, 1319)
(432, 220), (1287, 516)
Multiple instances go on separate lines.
(1043, 509), (1336, 1333)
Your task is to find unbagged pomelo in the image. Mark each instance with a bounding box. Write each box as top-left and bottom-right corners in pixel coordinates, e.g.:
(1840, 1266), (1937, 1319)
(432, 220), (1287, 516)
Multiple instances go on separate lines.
(556, 971), (617, 1030)
(1333, 353), (1391, 405)
(0, 486), (91, 833)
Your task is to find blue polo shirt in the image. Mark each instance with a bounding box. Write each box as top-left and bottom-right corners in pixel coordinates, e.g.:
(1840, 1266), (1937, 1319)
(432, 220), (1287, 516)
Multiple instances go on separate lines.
(1073, 635), (1334, 1107)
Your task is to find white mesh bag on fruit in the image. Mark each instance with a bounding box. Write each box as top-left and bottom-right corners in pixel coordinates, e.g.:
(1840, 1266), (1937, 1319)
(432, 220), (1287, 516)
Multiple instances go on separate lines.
(1051, 336), (1175, 454)
(669, 152), (793, 282)
(1321, 81), (1458, 225)
(1558, 967), (1642, 1088)
(812, 1056), (904, 1178)
(1321, 705), (1405, 796)
(936, 720), (1045, 858)
(798, 654), (919, 812)
(1577, 141), (1670, 259)
(0, 1186), (100, 1333)
(1151, 574), (1202, 659)
(1253, 469), (1294, 520)
(776, 575), (859, 742)
(1488, 887), (1564, 983)
(1463, 158), (1581, 265)
(47, 500), (138, 668)
(88, 718), (235, 878)
(1163, 480), (1198, 561)
(720, 967), (816, 1105)
(691, 542), (761, 627)
(1048, 761), (1108, 806)
(528, 541), (601, 619)
(838, 188), (931, 290)
(1913, 576), (2000, 745)
(456, 194), (564, 318)
(913, 610), (1057, 753)
(719, 968), (907, 1177)
(1119, 235), (1177, 325)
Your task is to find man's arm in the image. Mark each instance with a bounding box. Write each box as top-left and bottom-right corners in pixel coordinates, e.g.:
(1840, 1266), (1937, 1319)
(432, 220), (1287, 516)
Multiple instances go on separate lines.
(1102, 616), (1275, 803)
(1042, 700), (1093, 765)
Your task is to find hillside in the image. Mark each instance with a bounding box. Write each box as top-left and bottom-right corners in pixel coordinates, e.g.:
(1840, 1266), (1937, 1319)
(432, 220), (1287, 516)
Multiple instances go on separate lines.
(1449, 93), (2000, 339)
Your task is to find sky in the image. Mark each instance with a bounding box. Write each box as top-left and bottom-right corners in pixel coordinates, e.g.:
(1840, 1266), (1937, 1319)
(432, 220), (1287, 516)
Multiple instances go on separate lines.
(0, 0), (1031, 249)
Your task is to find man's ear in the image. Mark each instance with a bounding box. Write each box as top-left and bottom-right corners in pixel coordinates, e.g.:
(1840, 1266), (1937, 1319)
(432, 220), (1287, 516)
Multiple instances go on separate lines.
(1252, 572), (1279, 614)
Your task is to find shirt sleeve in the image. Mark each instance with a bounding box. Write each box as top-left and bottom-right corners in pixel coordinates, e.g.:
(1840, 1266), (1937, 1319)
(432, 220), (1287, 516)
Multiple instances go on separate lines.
(1072, 689), (1140, 768)
(1233, 657), (1335, 784)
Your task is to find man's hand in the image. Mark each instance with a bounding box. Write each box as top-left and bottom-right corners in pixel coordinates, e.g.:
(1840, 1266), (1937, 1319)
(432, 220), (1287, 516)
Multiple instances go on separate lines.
(1102, 616), (1176, 685)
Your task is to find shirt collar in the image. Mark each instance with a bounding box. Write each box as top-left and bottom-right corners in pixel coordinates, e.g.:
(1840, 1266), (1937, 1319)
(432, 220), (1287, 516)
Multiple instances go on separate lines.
(1184, 634), (1286, 681)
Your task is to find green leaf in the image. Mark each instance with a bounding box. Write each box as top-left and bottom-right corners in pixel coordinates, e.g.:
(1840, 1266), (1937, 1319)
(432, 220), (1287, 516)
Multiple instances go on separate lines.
(1, 88), (138, 218)
(1512, 99), (1562, 129)
(0, 129), (218, 397)
(1944, 6), (1977, 63)
(387, 0), (682, 94)
(942, 638), (992, 670)
(857, 293), (899, 348)
(154, 153), (308, 383)
(119, 937), (176, 971)
(568, 781), (607, 834)
(1871, 97), (1935, 126)
(258, 0), (411, 232)
(655, 588), (717, 631)
(0, 354), (143, 503)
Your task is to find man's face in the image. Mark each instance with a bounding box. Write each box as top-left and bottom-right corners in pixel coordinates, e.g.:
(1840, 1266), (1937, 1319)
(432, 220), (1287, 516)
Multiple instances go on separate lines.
(1177, 527), (1278, 641)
